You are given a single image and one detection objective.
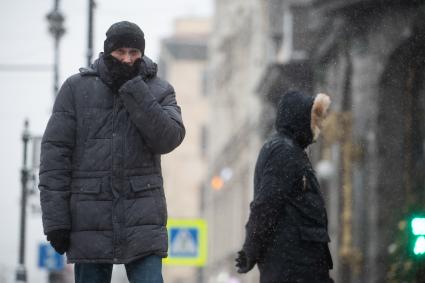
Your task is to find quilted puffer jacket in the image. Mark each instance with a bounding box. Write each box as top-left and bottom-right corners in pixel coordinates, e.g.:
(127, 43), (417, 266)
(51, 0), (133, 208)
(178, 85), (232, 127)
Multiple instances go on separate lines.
(39, 54), (185, 263)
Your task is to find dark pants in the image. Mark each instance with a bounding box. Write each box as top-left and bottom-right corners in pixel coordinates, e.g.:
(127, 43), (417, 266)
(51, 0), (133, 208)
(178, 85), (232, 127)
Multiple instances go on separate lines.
(74, 255), (163, 283)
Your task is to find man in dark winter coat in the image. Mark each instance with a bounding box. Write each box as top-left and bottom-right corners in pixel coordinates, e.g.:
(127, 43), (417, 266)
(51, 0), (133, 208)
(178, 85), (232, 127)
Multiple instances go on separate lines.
(39, 21), (185, 283)
(235, 91), (333, 283)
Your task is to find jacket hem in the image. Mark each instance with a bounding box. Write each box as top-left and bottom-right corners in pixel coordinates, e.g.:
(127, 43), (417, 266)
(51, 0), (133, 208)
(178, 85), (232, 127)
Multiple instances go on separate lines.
(67, 251), (168, 264)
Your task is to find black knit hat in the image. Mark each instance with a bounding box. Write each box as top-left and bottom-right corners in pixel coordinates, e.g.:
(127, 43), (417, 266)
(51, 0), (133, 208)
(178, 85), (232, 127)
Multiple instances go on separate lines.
(104, 21), (145, 55)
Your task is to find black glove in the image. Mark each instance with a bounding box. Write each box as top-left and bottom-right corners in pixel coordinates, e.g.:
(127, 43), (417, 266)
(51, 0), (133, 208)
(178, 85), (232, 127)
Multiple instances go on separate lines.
(119, 74), (150, 97)
(235, 250), (255, 273)
(46, 229), (70, 255)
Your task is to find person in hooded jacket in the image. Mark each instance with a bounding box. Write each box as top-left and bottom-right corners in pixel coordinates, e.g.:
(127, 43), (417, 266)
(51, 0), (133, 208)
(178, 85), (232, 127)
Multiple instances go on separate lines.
(39, 21), (185, 283)
(235, 91), (333, 283)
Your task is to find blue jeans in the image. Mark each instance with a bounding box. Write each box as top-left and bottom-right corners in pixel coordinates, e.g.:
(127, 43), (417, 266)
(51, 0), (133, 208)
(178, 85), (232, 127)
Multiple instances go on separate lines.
(74, 255), (163, 283)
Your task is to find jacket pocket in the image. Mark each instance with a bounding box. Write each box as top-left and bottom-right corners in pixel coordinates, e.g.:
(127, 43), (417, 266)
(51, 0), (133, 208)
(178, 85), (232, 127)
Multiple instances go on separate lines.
(298, 226), (330, 243)
(129, 174), (163, 193)
(70, 178), (112, 231)
(126, 175), (166, 226)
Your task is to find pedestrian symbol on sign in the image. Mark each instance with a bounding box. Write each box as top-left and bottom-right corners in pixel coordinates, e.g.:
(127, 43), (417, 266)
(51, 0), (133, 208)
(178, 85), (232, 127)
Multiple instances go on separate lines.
(170, 228), (198, 257)
(164, 218), (207, 266)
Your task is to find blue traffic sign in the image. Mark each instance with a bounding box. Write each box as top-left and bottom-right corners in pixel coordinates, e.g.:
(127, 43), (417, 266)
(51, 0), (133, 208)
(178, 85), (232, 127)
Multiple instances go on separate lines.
(169, 227), (199, 258)
(164, 219), (207, 266)
(38, 243), (65, 271)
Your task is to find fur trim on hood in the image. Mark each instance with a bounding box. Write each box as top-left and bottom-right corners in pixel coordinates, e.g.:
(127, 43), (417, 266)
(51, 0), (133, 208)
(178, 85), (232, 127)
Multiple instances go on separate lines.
(311, 93), (331, 141)
(275, 91), (331, 148)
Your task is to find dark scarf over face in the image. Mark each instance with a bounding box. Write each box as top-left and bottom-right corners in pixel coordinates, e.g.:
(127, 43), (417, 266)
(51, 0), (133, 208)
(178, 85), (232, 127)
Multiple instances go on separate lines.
(103, 54), (142, 90)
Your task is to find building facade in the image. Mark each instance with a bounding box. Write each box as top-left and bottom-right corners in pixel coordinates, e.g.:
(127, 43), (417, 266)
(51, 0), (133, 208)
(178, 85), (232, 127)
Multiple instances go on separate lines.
(203, 1), (273, 282)
(206, 0), (425, 283)
(158, 18), (211, 283)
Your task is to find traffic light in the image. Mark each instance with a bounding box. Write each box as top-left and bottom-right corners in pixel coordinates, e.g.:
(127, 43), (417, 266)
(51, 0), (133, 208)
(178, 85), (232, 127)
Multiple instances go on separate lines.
(410, 216), (425, 257)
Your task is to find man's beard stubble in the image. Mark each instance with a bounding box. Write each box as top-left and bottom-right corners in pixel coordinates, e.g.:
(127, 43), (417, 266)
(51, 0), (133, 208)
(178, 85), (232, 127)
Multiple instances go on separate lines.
(103, 54), (142, 90)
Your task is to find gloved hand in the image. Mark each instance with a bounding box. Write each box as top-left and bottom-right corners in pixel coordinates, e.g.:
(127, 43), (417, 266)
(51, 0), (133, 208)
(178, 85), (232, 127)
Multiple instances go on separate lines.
(46, 229), (70, 255)
(235, 250), (255, 273)
(119, 74), (150, 98)
(128, 74), (146, 85)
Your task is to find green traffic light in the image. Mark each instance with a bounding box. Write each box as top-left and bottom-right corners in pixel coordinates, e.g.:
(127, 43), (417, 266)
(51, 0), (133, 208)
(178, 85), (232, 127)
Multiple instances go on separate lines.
(412, 217), (425, 236)
(414, 236), (425, 255)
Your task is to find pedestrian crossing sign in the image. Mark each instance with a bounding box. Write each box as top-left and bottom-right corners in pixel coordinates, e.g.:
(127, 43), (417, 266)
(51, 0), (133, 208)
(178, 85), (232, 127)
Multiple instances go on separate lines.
(163, 218), (207, 266)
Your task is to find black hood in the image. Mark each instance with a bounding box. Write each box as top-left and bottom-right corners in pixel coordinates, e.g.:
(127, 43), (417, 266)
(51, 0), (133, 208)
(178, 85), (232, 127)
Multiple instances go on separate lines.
(79, 53), (158, 89)
(275, 90), (315, 149)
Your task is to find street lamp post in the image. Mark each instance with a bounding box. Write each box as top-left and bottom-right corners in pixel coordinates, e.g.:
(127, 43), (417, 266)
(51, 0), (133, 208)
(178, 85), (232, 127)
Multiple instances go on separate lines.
(46, 0), (65, 98)
(87, 0), (96, 67)
(16, 120), (30, 283)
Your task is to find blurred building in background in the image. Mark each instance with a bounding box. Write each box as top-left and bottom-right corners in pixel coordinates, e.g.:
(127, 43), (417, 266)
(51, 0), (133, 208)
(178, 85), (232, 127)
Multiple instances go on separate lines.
(159, 17), (211, 283)
(202, 0), (269, 282)
(204, 0), (425, 283)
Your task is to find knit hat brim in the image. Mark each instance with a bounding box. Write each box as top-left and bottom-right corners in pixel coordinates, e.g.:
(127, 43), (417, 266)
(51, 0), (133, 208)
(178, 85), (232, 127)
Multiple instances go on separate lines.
(104, 33), (145, 55)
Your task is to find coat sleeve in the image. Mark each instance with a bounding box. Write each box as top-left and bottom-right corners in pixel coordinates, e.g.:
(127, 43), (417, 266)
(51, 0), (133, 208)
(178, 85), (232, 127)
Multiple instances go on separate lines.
(39, 80), (76, 234)
(242, 147), (300, 262)
(119, 76), (185, 154)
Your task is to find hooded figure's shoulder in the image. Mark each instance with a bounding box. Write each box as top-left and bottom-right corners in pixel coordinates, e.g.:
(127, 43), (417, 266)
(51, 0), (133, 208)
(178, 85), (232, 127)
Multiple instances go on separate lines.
(264, 134), (297, 153)
(257, 134), (305, 176)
